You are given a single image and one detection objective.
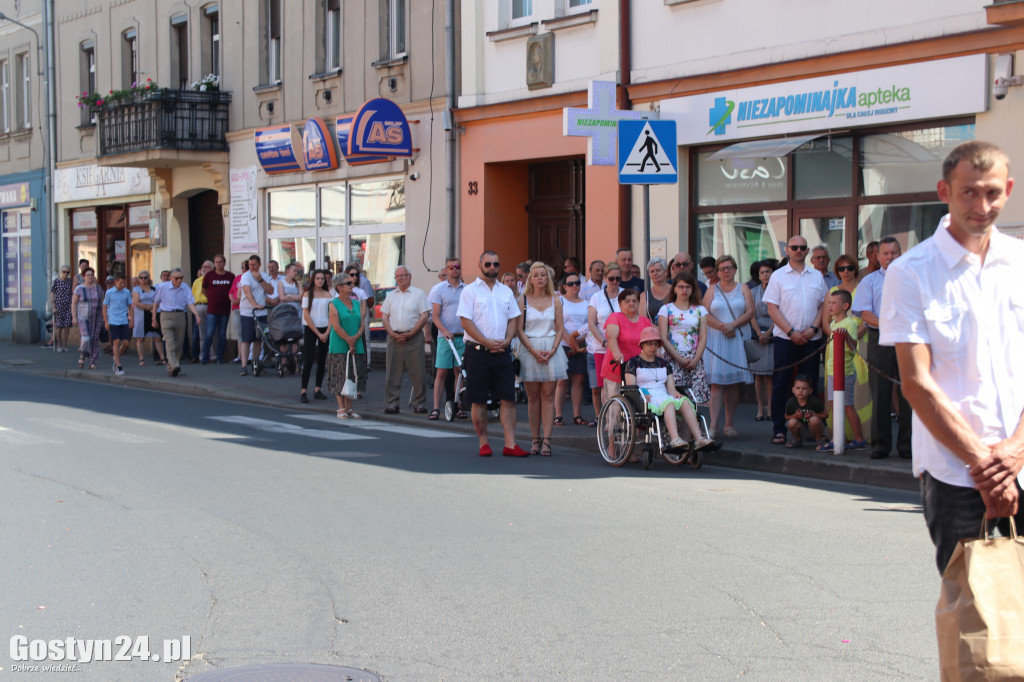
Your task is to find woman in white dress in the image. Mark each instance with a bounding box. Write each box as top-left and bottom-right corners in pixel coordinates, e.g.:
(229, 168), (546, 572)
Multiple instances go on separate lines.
(516, 262), (567, 456)
(554, 272), (593, 426)
(702, 255), (754, 438)
(586, 263), (622, 409)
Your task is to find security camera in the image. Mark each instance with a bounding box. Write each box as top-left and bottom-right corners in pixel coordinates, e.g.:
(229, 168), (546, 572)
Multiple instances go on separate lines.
(994, 54), (1023, 101)
(409, 172), (420, 181)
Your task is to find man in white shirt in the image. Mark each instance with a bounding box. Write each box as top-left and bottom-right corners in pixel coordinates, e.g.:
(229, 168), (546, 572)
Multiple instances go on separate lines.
(457, 250), (529, 457)
(579, 259), (605, 302)
(884, 141), (1024, 574)
(853, 236), (912, 460)
(763, 235), (828, 444)
(265, 260), (283, 307)
(381, 266), (430, 414)
(428, 257), (465, 419)
(238, 255), (274, 376)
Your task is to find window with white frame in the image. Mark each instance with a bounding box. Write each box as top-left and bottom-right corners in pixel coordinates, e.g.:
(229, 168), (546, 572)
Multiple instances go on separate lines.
(122, 29), (138, 89)
(2, 208), (32, 309)
(263, 0), (282, 83)
(511, 0), (533, 25)
(203, 5), (221, 78)
(266, 178), (406, 289)
(0, 60), (8, 134)
(15, 52), (29, 130)
(80, 42), (95, 126)
(325, 0), (342, 71)
(380, 0), (406, 61)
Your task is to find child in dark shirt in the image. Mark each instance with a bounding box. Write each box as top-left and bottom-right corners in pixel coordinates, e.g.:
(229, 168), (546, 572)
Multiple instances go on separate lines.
(784, 374), (827, 448)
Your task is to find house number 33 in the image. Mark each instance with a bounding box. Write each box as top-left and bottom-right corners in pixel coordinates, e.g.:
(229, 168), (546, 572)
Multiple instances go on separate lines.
(467, 181), (479, 195)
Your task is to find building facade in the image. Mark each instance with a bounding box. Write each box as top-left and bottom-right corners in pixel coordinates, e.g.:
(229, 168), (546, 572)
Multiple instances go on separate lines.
(53, 0), (451, 311)
(628, 0), (1024, 278)
(0, 3), (49, 342)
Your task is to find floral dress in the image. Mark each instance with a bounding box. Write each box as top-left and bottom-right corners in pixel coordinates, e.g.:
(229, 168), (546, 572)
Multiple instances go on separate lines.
(74, 283), (105, 364)
(50, 278), (73, 328)
(657, 302), (711, 404)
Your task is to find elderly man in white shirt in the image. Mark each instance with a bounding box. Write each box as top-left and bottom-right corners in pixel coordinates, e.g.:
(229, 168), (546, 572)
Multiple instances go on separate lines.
(457, 250), (529, 457)
(381, 266), (430, 414)
(884, 141), (1024, 574)
(763, 235), (828, 445)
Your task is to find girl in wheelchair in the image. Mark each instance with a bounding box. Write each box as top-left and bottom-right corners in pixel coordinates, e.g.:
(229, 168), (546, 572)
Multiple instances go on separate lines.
(624, 327), (715, 452)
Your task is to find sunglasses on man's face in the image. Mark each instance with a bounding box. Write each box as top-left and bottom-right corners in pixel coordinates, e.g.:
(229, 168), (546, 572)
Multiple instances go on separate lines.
(483, 261), (500, 268)
(788, 245), (808, 252)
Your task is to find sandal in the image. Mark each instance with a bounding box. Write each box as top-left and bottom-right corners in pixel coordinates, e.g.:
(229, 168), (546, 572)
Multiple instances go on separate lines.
(428, 409), (440, 421)
(573, 416), (586, 426)
(540, 438), (552, 457)
(138, 359), (146, 367)
(553, 416), (564, 427)
(723, 426), (739, 438)
(785, 439), (803, 449)
(455, 410), (469, 420)
(78, 357), (84, 369)
(816, 441), (835, 453)
(530, 437), (542, 456)
(771, 434), (787, 445)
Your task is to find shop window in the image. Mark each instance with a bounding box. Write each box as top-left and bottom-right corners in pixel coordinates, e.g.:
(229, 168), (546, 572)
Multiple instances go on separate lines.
(2, 208), (31, 309)
(857, 202), (946, 268)
(320, 184), (346, 229)
(72, 209), (98, 283)
(792, 136), (853, 200)
(696, 152), (787, 207)
(350, 178), (405, 225)
(348, 232), (405, 290)
(695, 210), (787, 283)
(860, 124), (975, 196)
(270, 236), (315, 273)
(269, 187), (316, 230)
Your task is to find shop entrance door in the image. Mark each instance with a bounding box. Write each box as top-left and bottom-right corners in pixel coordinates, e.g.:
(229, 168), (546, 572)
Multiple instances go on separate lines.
(793, 207), (856, 262)
(527, 158), (584, 281)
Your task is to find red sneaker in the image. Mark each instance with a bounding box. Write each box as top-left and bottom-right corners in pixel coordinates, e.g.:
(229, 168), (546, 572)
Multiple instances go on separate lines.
(479, 444), (493, 457)
(502, 444), (530, 457)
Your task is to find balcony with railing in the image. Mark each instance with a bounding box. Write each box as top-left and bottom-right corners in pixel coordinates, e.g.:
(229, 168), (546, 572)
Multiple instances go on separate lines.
(94, 89), (231, 167)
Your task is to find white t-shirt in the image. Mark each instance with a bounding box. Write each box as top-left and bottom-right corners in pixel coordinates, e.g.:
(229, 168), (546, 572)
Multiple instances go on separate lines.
(239, 270), (270, 317)
(880, 216), (1024, 489)
(586, 290), (620, 354)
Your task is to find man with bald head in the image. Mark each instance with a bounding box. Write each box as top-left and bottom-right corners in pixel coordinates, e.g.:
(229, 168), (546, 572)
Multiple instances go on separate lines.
(669, 252), (706, 295)
(381, 266), (430, 414)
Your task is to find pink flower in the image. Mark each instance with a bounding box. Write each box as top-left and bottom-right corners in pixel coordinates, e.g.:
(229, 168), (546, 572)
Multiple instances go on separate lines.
(96, 99), (104, 106)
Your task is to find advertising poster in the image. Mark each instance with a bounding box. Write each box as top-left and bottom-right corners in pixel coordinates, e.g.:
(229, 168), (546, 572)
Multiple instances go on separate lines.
(229, 166), (259, 254)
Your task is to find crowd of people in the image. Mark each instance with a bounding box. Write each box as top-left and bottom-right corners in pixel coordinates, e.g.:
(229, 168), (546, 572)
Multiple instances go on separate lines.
(45, 237), (908, 458)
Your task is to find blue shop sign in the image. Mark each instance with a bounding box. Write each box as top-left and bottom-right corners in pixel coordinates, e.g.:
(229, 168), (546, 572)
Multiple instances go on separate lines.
(347, 98), (413, 157)
(303, 117), (339, 171)
(255, 125), (304, 174)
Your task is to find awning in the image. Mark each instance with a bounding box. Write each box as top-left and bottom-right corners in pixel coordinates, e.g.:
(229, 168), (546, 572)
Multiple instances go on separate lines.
(707, 134), (821, 160)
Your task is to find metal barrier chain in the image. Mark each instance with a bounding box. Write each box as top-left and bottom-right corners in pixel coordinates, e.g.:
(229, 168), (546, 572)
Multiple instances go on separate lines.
(848, 340), (902, 386)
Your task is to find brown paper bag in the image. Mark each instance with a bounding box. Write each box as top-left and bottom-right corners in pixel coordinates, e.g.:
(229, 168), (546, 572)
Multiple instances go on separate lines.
(936, 517), (1024, 681)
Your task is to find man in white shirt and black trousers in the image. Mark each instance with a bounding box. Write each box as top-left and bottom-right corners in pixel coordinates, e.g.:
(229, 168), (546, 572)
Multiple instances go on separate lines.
(457, 250), (530, 457)
(884, 141), (1024, 574)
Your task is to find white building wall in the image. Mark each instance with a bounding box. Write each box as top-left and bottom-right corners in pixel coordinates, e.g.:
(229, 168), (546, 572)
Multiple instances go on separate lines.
(630, 0), (988, 84)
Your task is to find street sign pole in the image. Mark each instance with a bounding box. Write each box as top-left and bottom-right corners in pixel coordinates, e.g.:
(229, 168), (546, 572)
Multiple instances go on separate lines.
(643, 184), (650, 293)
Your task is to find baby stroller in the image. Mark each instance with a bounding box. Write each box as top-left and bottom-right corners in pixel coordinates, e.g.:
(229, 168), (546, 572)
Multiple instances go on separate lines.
(255, 304), (303, 377)
(444, 337), (505, 421)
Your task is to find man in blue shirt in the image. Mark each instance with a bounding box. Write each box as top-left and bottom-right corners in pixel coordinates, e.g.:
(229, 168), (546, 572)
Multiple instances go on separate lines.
(852, 235), (912, 459)
(102, 274), (134, 376)
(153, 268), (200, 377)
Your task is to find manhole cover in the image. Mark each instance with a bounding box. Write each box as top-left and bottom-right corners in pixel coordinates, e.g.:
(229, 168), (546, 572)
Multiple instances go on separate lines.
(188, 663), (381, 681)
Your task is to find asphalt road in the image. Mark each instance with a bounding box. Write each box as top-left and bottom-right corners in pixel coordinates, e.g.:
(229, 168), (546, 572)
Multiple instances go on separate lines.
(0, 371), (940, 681)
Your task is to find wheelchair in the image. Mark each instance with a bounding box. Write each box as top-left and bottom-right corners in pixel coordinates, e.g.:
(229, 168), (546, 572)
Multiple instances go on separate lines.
(596, 371), (716, 470)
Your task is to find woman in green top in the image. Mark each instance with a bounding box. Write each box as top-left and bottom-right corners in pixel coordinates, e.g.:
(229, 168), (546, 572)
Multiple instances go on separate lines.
(326, 273), (365, 419)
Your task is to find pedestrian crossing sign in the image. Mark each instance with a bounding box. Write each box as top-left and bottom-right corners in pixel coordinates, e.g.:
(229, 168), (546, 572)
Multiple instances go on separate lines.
(617, 120), (678, 185)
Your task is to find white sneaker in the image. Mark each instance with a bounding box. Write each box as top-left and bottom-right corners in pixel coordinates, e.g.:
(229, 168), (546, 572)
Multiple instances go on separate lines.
(115, 365), (125, 376)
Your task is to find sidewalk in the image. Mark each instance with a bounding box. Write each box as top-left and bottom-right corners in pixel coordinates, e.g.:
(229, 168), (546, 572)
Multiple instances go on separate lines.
(0, 341), (917, 491)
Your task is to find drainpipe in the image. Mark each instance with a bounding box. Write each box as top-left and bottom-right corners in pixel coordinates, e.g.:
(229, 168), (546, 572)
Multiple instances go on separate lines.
(45, 0), (57, 283)
(445, 0), (458, 259)
(617, 0), (631, 251)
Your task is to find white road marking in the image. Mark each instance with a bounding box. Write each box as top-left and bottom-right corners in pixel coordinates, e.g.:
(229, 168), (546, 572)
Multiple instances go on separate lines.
(287, 414), (471, 439)
(119, 417), (247, 442)
(206, 416), (375, 442)
(26, 417), (162, 444)
(0, 425), (62, 445)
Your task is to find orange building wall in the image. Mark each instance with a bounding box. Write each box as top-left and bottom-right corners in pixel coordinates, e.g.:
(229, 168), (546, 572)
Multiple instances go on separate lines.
(459, 109), (621, 276)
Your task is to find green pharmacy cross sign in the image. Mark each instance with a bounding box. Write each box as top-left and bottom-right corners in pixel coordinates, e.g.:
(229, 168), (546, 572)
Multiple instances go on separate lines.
(563, 81), (646, 166)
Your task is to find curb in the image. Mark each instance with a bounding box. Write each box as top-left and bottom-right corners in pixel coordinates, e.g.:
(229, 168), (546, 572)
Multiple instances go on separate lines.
(29, 365), (917, 492)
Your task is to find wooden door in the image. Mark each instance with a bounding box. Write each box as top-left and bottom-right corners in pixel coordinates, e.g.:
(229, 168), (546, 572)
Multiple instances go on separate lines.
(189, 190), (224, 276)
(527, 159), (584, 281)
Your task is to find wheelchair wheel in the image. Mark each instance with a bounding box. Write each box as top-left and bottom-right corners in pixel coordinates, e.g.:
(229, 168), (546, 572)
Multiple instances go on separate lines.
(691, 448), (702, 470)
(642, 445), (654, 470)
(444, 400), (455, 422)
(597, 396), (635, 467)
